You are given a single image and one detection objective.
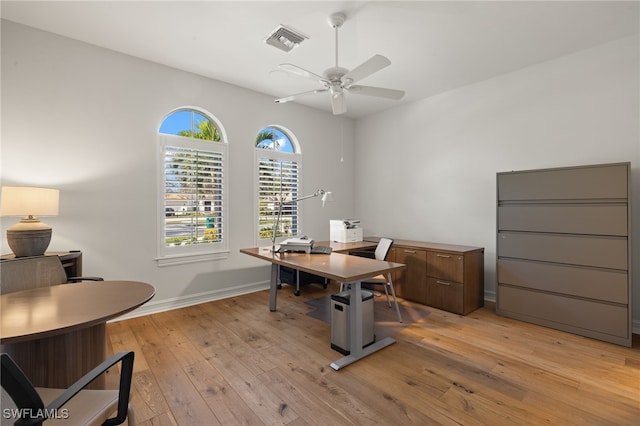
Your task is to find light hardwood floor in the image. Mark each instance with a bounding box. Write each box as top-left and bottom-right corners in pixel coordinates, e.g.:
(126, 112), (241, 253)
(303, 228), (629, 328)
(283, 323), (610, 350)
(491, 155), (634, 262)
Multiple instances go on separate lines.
(106, 283), (640, 425)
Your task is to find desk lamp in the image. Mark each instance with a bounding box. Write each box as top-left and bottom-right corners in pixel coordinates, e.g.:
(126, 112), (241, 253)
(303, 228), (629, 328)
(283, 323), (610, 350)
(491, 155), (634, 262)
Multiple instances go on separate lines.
(271, 189), (333, 253)
(0, 186), (59, 257)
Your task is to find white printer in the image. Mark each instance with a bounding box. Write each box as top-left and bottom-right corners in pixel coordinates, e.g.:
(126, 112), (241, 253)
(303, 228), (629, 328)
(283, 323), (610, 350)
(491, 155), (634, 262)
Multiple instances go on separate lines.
(330, 219), (363, 243)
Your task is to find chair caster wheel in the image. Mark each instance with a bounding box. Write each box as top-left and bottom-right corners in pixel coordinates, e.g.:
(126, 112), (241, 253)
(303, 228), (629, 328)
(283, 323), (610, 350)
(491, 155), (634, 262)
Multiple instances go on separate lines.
(277, 284), (282, 289)
(294, 290), (300, 296)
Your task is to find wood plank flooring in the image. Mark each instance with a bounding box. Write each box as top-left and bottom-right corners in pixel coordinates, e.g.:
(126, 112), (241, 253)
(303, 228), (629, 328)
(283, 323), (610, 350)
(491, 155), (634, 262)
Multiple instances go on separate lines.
(106, 283), (640, 425)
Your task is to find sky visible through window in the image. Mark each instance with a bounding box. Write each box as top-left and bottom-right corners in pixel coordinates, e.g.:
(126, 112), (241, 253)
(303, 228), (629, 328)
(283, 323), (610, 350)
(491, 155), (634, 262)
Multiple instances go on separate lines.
(256, 127), (294, 153)
(160, 110), (206, 135)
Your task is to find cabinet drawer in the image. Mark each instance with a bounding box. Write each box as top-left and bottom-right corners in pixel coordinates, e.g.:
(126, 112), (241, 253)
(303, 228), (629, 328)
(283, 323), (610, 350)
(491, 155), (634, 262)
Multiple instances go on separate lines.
(498, 258), (628, 304)
(498, 204), (627, 236)
(498, 232), (627, 270)
(392, 247), (427, 303)
(427, 251), (464, 282)
(426, 277), (463, 314)
(498, 285), (628, 338)
(498, 164), (628, 201)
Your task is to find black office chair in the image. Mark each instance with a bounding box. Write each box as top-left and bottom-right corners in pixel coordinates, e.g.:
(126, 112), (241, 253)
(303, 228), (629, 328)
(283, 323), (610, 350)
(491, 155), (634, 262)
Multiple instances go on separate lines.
(347, 237), (403, 323)
(278, 266), (328, 296)
(1, 351), (135, 425)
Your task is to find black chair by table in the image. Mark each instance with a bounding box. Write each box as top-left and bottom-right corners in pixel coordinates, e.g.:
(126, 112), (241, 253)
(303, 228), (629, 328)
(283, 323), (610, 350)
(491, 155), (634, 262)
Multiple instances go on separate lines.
(1, 351), (135, 426)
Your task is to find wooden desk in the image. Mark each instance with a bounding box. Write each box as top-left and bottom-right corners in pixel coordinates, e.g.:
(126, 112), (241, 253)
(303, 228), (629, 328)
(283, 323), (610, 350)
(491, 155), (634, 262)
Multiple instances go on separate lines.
(0, 281), (155, 388)
(322, 240), (379, 253)
(240, 245), (405, 370)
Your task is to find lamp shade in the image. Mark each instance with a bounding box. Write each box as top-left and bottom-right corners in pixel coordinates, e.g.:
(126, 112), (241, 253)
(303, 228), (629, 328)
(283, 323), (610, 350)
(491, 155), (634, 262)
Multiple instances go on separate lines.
(0, 186), (59, 217)
(321, 191), (333, 207)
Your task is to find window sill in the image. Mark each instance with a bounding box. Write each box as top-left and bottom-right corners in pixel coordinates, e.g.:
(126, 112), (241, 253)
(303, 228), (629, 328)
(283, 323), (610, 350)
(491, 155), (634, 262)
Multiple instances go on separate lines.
(155, 250), (230, 267)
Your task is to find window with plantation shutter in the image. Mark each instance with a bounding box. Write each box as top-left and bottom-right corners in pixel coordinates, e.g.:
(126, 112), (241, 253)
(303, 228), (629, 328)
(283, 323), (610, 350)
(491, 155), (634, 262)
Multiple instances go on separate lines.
(255, 126), (301, 244)
(157, 108), (228, 265)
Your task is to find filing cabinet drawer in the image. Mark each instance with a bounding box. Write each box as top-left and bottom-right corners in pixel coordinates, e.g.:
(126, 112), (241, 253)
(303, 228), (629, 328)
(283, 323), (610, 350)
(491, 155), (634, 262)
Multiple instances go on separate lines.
(392, 247), (427, 303)
(498, 204), (627, 236)
(426, 277), (463, 314)
(427, 251), (464, 282)
(498, 285), (628, 339)
(498, 258), (628, 304)
(497, 163), (628, 201)
(497, 232), (627, 270)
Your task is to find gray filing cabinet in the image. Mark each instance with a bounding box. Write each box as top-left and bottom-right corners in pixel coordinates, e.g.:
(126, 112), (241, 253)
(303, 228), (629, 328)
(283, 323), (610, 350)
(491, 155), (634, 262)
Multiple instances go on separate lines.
(496, 162), (632, 347)
(330, 290), (375, 354)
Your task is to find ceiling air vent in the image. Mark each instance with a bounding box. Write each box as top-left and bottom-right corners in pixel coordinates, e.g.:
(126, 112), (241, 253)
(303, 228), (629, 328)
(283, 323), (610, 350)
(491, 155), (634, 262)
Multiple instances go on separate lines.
(264, 25), (308, 53)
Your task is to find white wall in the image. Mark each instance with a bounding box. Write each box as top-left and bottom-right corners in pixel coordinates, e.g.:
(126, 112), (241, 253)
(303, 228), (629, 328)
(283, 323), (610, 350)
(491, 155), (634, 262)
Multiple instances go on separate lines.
(354, 35), (640, 328)
(3, 20), (639, 330)
(0, 21), (356, 313)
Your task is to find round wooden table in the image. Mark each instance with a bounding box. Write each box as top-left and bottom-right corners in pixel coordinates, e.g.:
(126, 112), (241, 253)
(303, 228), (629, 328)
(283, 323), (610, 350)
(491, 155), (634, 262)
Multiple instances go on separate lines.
(0, 281), (155, 388)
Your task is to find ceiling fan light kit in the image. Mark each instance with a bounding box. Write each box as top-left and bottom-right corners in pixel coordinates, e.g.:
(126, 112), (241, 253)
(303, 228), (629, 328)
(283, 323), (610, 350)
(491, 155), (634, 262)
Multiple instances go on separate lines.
(274, 12), (405, 115)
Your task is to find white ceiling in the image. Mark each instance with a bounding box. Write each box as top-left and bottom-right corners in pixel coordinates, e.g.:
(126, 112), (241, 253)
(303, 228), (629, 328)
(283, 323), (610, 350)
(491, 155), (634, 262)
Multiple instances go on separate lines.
(2, 1), (638, 118)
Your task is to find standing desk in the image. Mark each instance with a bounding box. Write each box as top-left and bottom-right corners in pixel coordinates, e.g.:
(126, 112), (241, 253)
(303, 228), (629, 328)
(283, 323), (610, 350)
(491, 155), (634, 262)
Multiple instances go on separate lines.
(240, 243), (405, 370)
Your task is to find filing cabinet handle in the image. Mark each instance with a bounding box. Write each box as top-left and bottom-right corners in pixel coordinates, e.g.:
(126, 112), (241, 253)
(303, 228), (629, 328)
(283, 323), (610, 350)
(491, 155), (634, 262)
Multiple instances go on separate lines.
(436, 254), (451, 258)
(403, 249), (417, 254)
(436, 280), (451, 286)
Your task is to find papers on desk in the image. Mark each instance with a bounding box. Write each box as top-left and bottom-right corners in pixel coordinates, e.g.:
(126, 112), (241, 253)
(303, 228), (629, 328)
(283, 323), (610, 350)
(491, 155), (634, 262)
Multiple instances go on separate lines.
(279, 237), (314, 253)
(277, 237), (333, 254)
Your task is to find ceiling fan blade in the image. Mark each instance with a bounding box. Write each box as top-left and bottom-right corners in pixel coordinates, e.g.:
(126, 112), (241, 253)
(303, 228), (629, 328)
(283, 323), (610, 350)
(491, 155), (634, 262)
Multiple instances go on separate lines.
(274, 88), (328, 104)
(346, 85), (405, 100)
(342, 54), (391, 86)
(278, 63), (329, 84)
(330, 91), (347, 115)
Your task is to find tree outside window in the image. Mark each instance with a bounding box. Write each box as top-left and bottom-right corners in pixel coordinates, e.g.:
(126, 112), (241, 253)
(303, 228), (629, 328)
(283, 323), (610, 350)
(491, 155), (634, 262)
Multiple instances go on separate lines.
(256, 126), (300, 242)
(159, 109), (226, 255)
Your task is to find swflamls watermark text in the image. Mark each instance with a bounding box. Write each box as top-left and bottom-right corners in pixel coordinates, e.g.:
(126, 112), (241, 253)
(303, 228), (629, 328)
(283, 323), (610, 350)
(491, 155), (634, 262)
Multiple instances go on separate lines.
(2, 408), (70, 420)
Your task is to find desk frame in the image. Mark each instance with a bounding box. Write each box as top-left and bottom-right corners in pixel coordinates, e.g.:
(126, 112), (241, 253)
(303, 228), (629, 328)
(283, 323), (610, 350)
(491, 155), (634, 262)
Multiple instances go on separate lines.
(241, 242), (405, 370)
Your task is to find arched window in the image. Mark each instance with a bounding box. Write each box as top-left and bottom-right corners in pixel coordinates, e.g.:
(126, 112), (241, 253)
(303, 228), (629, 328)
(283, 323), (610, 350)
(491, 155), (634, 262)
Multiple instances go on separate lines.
(255, 126), (302, 243)
(157, 107), (228, 264)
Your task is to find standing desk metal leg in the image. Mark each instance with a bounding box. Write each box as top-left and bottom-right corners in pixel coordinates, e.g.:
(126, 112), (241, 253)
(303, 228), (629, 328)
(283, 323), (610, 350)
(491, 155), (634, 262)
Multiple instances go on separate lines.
(330, 280), (395, 370)
(269, 263), (278, 311)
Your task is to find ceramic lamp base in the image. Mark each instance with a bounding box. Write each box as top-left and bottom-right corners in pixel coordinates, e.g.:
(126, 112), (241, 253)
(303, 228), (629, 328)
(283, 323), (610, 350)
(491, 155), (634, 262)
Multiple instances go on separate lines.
(6, 219), (52, 257)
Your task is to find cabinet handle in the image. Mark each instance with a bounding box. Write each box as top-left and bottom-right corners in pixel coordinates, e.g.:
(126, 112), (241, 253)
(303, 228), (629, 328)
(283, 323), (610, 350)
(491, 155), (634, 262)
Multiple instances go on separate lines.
(436, 280), (451, 286)
(436, 254), (451, 258)
(403, 250), (417, 254)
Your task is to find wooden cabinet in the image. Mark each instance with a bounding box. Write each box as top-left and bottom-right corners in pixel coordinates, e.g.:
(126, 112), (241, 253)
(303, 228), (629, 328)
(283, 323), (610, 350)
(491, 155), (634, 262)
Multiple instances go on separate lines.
(392, 247), (427, 303)
(496, 162), (632, 347)
(389, 240), (484, 315)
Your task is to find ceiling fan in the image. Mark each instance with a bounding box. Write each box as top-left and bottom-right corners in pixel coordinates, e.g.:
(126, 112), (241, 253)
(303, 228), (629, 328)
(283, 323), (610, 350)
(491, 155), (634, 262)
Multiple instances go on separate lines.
(274, 12), (405, 115)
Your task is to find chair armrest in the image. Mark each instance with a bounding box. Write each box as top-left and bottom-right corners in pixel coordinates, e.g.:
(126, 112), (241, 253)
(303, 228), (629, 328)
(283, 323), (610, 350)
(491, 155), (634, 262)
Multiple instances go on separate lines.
(349, 250), (375, 259)
(45, 351), (134, 426)
(67, 276), (104, 282)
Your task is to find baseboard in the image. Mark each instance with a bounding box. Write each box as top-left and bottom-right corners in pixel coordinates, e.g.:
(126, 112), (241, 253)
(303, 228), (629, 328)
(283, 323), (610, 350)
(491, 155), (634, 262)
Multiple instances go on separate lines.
(110, 280), (270, 322)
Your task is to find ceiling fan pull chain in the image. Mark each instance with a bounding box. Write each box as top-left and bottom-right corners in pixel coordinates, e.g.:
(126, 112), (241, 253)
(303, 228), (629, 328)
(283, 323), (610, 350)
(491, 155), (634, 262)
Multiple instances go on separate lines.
(334, 25), (339, 68)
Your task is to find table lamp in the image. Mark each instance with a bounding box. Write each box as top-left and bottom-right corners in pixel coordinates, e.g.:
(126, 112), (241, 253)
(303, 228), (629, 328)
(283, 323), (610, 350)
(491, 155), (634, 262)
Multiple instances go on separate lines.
(272, 189), (333, 253)
(0, 186), (60, 257)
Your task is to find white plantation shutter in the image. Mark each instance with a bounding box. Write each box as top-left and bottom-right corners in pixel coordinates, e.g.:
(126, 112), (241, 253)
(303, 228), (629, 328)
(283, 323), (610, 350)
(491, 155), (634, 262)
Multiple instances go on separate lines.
(257, 155), (300, 240)
(164, 146), (224, 245)
(158, 131), (228, 263)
